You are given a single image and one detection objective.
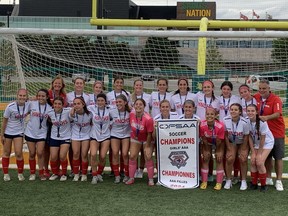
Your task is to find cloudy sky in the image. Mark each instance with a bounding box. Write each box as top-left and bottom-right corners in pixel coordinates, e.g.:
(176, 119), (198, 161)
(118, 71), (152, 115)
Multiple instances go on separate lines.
(132, 0), (287, 19)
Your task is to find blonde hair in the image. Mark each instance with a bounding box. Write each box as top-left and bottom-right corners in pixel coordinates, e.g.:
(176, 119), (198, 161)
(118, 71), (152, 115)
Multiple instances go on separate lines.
(50, 75), (66, 95)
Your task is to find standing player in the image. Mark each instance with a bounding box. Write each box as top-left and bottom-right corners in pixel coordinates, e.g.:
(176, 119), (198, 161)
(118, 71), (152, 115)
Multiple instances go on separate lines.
(24, 89), (53, 181)
(154, 99), (179, 122)
(199, 107), (225, 190)
(254, 79), (285, 191)
(149, 78), (172, 118)
(223, 103), (250, 190)
(179, 100), (200, 120)
(47, 97), (72, 181)
(89, 80), (104, 106)
(125, 98), (155, 186)
(170, 77), (197, 116)
(70, 97), (92, 182)
(110, 94), (131, 183)
(66, 77), (90, 107)
(246, 104), (274, 192)
(1, 89), (29, 181)
(88, 93), (111, 184)
(238, 84), (257, 117)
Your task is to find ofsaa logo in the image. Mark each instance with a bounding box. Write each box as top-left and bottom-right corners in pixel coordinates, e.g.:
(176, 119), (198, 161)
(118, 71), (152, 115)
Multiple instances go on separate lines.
(168, 151), (189, 169)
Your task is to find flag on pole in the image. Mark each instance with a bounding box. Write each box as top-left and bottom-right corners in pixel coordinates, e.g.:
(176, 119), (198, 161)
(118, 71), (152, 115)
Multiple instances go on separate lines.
(240, 12), (248, 21)
(252, 10), (260, 19)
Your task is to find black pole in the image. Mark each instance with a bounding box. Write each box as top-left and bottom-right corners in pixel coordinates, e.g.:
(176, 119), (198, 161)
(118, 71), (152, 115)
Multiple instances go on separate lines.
(7, 11), (11, 28)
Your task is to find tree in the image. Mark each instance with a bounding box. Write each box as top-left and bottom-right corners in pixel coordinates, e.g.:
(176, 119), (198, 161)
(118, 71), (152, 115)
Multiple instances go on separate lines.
(206, 39), (224, 70)
(0, 22), (5, 27)
(271, 38), (288, 64)
(141, 34), (179, 68)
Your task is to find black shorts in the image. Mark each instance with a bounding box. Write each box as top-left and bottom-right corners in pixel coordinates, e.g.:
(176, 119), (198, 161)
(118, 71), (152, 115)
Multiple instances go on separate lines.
(268, 138), (285, 160)
(49, 138), (71, 147)
(4, 133), (24, 139)
(25, 135), (46, 143)
(90, 137), (110, 143)
(110, 136), (130, 141)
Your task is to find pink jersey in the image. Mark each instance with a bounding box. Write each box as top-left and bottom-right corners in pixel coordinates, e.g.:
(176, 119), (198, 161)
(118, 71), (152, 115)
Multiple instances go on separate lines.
(130, 112), (154, 142)
(200, 120), (225, 144)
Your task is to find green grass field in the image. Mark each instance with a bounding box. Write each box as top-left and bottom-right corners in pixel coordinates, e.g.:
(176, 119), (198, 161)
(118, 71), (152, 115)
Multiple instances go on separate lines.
(0, 170), (287, 216)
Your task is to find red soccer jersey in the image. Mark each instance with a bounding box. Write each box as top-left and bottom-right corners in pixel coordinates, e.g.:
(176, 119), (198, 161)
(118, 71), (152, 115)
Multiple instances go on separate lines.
(200, 120), (225, 144)
(254, 92), (285, 138)
(130, 112), (154, 142)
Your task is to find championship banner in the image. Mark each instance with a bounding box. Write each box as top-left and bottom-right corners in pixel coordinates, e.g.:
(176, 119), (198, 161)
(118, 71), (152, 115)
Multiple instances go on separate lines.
(156, 119), (199, 189)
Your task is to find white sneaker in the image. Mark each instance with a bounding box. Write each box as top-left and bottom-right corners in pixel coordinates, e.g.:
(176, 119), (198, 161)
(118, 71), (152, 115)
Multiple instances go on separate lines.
(135, 169), (143, 178)
(266, 178), (274, 186)
(3, 174), (11, 182)
(29, 174), (36, 181)
(134, 169), (139, 178)
(122, 175), (129, 183)
(81, 174), (87, 182)
(60, 175), (67, 182)
(18, 174), (25, 181)
(224, 180), (232, 189)
(240, 180), (248, 191)
(275, 180), (284, 191)
(72, 174), (80, 182)
(49, 174), (58, 181)
(114, 176), (121, 184)
(97, 174), (103, 182)
(91, 176), (98, 185)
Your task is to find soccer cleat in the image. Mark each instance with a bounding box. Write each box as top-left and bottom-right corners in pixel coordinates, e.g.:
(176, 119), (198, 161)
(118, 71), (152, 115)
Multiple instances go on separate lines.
(148, 179), (154, 186)
(266, 178), (274, 186)
(68, 171), (74, 178)
(260, 185), (268, 192)
(29, 174), (36, 181)
(39, 175), (47, 181)
(125, 178), (135, 185)
(224, 180), (232, 190)
(214, 183), (222, 191)
(91, 176), (98, 185)
(122, 175), (129, 183)
(200, 182), (207, 190)
(249, 182), (258, 190)
(60, 175), (67, 182)
(72, 174), (80, 182)
(49, 174), (58, 181)
(97, 174), (103, 182)
(114, 176), (121, 184)
(18, 174), (25, 181)
(240, 180), (248, 191)
(3, 174), (11, 182)
(44, 170), (51, 178)
(81, 174), (87, 182)
(232, 177), (239, 185)
(275, 180), (284, 191)
(135, 169), (143, 179)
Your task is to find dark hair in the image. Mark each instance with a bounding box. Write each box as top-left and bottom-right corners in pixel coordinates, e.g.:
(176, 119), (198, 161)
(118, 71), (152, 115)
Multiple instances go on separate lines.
(247, 104), (260, 140)
(157, 78), (169, 92)
(202, 80), (215, 101)
(159, 99), (171, 108)
(73, 96), (90, 115)
(134, 98), (146, 108)
(221, 81), (233, 91)
(116, 94), (131, 113)
(97, 93), (107, 102)
(114, 76), (129, 97)
(183, 99), (195, 107)
(230, 103), (243, 116)
(238, 84), (250, 92)
(259, 79), (270, 85)
(37, 88), (53, 106)
(174, 77), (190, 95)
(53, 96), (65, 105)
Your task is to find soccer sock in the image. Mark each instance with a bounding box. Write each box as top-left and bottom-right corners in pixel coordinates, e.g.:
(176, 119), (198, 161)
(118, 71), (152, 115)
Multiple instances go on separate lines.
(50, 160), (59, 175)
(29, 159), (36, 174)
(92, 171), (98, 177)
(81, 161), (89, 175)
(16, 159), (24, 174)
(233, 157), (240, 177)
(129, 159), (137, 179)
(124, 164), (129, 177)
(201, 168), (209, 182)
(250, 171), (258, 185)
(60, 159), (68, 175)
(112, 164), (120, 177)
(146, 159), (154, 179)
(216, 169), (224, 184)
(2, 157), (9, 174)
(39, 169), (44, 176)
(259, 173), (266, 186)
(208, 159), (214, 176)
(97, 165), (105, 175)
(72, 159), (80, 175)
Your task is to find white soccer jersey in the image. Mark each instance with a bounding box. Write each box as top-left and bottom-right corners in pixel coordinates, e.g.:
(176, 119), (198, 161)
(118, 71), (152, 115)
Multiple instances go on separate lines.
(25, 101), (53, 139)
(241, 97), (257, 117)
(48, 108), (72, 140)
(149, 91), (172, 118)
(109, 108), (130, 139)
(223, 116), (250, 145)
(154, 112), (179, 121)
(130, 92), (151, 113)
(247, 118), (274, 149)
(195, 91), (220, 120)
(88, 105), (110, 142)
(70, 112), (92, 141)
(179, 113), (201, 120)
(219, 95), (241, 121)
(88, 93), (97, 106)
(3, 101), (30, 135)
(66, 91), (90, 107)
(106, 90), (131, 109)
(170, 92), (197, 116)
